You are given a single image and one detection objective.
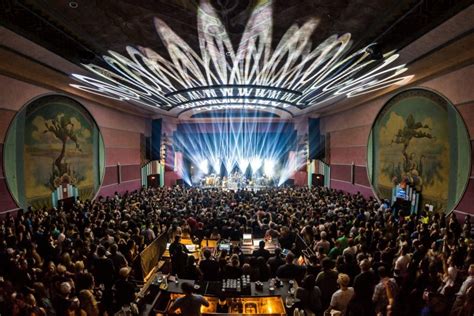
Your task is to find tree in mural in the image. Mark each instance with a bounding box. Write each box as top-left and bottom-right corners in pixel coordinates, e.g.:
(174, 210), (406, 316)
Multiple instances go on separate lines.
(389, 114), (434, 190)
(44, 114), (82, 189)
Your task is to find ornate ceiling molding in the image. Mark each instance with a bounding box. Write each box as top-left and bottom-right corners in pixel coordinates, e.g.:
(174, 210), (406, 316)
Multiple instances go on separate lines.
(70, 0), (413, 114)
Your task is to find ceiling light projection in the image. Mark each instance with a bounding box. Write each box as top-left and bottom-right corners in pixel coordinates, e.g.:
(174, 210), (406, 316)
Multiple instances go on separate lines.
(70, 0), (413, 113)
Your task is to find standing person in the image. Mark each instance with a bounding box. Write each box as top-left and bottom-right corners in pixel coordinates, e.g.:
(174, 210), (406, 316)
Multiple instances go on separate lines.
(114, 266), (138, 311)
(199, 249), (220, 281)
(316, 258), (339, 311)
(372, 266), (398, 316)
(296, 274), (322, 315)
(170, 243), (189, 277)
(351, 259), (376, 316)
(168, 282), (210, 316)
(326, 273), (354, 316)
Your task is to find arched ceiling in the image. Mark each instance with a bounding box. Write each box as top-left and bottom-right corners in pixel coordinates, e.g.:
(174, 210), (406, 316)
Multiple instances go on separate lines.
(0, 0), (471, 118)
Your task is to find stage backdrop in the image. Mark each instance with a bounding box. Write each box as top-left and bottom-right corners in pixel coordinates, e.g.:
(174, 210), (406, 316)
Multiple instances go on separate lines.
(3, 95), (105, 210)
(368, 88), (471, 213)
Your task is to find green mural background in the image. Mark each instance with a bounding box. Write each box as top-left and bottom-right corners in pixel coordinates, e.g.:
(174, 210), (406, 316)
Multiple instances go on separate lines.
(4, 95), (105, 210)
(368, 88), (471, 213)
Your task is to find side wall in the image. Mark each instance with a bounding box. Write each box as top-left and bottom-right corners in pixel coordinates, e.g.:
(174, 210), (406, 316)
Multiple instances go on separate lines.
(0, 75), (150, 214)
(321, 64), (474, 216)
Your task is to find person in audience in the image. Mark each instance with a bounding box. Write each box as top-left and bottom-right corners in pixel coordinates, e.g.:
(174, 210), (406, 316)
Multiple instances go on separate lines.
(327, 273), (354, 316)
(0, 185), (472, 316)
(168, 282), (209, 316)
(316, 257), (339, 311)
(181, 256), (202, 281)
(276, 251), (305, 281)
(114, 266), (138, 310)
(268, 248), (286, 277)
(373, 266), (398, 316)
(351, 259), (376, 315)
(252, 240), (271, 261)
(296, 274), (322, 315)
(199, 249), (220, 281)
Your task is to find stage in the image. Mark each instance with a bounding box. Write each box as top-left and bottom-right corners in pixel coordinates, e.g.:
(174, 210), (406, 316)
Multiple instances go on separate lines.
(194, 173), (275, 191)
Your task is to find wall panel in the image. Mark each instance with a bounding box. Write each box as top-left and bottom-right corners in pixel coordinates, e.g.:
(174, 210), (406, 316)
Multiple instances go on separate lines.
(105, 147), (142, 167)
(101, 127), (141, 149)
(330, 164), (352, 182)
(330, 126), (372, 148)
(121, 164), (141, 182)
(0, 110), (16, 143)
(354, 166), (370, 187)
(330, 146), (366, 165)
(0, 179), (18, 210)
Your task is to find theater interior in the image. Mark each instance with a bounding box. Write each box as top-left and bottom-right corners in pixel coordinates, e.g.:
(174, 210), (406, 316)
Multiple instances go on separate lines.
(0, 1), (473, 315)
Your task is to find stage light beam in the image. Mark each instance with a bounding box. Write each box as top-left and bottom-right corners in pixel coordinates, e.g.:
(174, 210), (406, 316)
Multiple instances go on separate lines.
(198, 159), (209, 174)
(263, 159), (277, 178)
(250, 157), (263, 174)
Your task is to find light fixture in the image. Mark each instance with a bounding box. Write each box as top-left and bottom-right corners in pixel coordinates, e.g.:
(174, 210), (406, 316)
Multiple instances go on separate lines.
(70, 0), (413, 113)
(68, 1), (78, 9)
(198, 159), (209, 174)
(250, 157), (263, 173)
(263, 159), (277, 177)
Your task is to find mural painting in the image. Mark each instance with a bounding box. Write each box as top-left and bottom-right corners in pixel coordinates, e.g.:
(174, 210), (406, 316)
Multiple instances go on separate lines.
(368, 88), (471, 213)
(4, 95), (104, 210)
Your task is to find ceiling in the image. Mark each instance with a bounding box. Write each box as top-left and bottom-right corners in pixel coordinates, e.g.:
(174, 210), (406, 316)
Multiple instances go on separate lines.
(0, 0), (471, 118)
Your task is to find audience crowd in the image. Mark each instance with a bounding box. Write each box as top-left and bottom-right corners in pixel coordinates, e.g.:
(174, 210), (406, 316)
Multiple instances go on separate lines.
(0, 186), (473, 316)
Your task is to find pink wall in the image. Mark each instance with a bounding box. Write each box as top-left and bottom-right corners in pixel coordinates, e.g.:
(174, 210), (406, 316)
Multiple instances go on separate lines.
(0, 75), (150, 213)
(320, 64), (474, 217)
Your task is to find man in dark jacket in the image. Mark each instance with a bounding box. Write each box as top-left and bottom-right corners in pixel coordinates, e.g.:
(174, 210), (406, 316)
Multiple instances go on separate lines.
(199, 249), (220, 281)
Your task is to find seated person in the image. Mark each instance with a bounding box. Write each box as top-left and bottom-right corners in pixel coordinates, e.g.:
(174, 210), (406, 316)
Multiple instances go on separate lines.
(168, 282), (209, 316)
(276, 252), (305, 281)
(252, 240), (270, 261)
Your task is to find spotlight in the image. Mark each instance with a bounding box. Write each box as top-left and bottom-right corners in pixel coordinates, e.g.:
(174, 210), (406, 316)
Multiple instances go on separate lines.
(210, 159), (221, 174)
(263, 159), (276, 177)
(238, 159), (249, 173)
(250, 157), (263, 174)
(365, 44), (383, 60)
(198, 159), (209, 174)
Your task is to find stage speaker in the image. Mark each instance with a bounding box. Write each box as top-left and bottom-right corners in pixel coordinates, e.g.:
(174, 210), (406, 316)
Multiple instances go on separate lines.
(282, 179), (294, 187)
(145, 136), (152, 160)
(151, 119), (162, 161)
(309, 118), (325, 160)
(312, 173), (324, 187)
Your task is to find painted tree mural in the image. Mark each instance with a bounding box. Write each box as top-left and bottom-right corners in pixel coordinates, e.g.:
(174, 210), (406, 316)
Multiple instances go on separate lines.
(42, 114), (85, 190)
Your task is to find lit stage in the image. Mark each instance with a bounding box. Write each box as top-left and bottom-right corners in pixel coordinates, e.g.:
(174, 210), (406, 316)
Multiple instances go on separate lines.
(196, 173), (275, 190)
